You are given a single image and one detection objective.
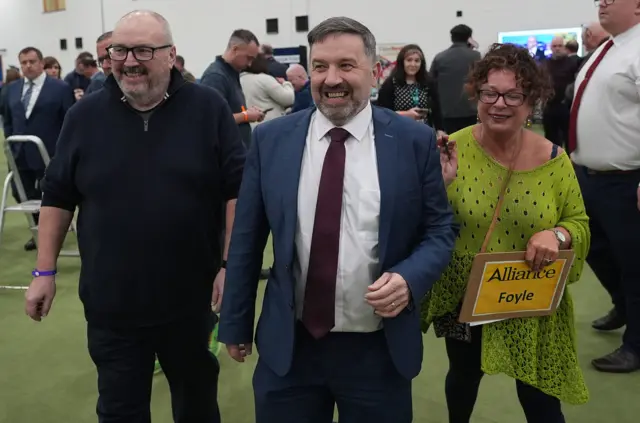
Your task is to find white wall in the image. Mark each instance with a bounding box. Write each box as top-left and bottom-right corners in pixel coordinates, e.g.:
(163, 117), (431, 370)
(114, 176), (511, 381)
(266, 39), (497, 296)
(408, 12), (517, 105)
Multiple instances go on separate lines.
(0, 0), (600, 79)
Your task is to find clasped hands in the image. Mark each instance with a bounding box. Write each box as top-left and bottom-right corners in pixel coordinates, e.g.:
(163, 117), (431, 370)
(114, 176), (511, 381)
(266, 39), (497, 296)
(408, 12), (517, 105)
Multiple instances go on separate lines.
(365, 272), (411, 318)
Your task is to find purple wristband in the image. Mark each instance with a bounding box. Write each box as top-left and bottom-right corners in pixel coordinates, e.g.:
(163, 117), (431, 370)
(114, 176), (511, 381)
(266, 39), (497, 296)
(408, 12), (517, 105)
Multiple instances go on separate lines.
(32, 269), (57, 277)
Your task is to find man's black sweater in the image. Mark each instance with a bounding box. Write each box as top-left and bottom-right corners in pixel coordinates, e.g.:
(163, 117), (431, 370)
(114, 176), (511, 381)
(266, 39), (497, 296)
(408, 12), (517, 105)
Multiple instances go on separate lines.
(41, 69), (246, 327)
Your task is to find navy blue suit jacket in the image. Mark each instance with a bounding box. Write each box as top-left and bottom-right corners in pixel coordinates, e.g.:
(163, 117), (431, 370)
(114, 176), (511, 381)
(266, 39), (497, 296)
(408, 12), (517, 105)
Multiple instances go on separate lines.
(218, 106), (457, 380)
(2, 76), (74, 170)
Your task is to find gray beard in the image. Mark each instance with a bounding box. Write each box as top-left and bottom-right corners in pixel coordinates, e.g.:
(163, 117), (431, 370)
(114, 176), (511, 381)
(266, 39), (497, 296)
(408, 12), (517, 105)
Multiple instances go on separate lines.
(316, 99), (367, 127)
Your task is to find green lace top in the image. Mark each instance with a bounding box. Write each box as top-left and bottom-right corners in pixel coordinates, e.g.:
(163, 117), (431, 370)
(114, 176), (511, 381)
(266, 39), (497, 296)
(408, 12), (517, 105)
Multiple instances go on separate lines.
(422, 126), (590, 405)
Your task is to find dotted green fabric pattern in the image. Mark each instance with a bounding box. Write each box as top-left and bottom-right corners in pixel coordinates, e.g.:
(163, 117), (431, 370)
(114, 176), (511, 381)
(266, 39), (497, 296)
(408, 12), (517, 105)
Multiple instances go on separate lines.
(421, 126), (591, 405)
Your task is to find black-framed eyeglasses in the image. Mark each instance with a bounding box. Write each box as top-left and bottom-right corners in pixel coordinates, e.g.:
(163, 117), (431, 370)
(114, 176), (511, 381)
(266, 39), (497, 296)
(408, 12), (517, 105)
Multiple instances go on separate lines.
(478, 90), (527, 107)
(594, 0), (615, 6)
(107, 44), (172, 61)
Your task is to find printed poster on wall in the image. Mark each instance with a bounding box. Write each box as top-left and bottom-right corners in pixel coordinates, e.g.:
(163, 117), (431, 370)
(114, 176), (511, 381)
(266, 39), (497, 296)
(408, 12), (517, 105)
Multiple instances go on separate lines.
(376, 43), (407, 89)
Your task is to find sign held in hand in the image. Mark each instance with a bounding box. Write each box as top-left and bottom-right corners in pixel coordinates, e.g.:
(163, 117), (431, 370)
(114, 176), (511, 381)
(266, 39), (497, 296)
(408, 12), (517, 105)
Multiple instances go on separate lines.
(459, 250), (574, 323)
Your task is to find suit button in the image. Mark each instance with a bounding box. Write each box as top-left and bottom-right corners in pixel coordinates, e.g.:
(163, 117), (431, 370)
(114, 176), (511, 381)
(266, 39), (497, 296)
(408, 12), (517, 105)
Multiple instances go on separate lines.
(289, 302), (294, 309)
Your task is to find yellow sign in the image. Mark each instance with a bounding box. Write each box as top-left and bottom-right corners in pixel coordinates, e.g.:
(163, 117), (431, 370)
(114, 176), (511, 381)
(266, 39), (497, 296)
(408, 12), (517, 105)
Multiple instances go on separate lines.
(459, 251), (574, 323)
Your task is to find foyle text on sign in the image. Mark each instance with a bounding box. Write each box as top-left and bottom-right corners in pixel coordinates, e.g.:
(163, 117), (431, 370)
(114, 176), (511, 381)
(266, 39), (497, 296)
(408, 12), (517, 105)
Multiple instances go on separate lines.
(473, 260), (565, 315)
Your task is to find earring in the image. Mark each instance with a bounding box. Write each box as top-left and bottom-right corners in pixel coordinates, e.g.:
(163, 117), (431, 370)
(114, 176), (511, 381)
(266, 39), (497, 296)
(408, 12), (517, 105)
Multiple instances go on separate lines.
(477, 114), (481, 123)
(525, 115), (533, 128)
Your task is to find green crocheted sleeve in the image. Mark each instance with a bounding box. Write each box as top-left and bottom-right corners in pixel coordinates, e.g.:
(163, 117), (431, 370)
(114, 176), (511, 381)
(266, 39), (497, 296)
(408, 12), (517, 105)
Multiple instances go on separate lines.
(555, 154), (590, 285)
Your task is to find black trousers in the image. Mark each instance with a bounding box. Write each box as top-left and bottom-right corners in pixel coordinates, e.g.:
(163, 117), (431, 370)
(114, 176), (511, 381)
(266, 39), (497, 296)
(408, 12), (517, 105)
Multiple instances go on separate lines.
(87, 313), (220, 423)
(442, 116), (477, 135)
(444, 325), (564, 423)
(577, 167), (640, 355)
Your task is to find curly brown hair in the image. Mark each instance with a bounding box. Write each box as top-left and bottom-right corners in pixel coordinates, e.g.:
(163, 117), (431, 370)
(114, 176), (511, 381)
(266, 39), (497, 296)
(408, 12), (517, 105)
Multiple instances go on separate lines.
(465, 43), (553, 107)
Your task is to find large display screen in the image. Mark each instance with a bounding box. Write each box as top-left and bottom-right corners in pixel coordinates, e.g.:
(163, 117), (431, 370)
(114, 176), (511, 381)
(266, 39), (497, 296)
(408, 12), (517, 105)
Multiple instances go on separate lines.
(498, 27), (583, 60)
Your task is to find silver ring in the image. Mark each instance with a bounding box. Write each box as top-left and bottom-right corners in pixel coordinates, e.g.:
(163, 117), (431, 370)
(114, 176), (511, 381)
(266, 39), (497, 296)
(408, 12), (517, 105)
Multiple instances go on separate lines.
(543, 258), (553, 264)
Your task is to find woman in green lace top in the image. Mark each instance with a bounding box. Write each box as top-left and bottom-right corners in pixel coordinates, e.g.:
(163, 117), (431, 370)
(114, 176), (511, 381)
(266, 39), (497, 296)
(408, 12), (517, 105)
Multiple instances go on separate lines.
(423, 44), (590, 423)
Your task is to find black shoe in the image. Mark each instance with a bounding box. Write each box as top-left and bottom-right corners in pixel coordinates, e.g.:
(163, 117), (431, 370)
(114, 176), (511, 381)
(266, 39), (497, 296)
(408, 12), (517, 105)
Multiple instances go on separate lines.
(592, 347), (640, 373)
(259, 269), (270, 280)
(592, 308), (626, 331)
(24, 238), (36, 251)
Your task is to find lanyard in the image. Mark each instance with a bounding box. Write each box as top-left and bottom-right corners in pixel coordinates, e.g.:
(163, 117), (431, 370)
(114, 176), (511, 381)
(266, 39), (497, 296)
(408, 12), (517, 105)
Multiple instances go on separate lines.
(412, 85), (420, 107)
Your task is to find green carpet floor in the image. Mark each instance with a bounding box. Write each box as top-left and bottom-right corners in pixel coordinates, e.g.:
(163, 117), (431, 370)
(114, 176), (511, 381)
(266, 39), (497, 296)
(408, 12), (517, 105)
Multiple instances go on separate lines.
(0, 132), (638, 422)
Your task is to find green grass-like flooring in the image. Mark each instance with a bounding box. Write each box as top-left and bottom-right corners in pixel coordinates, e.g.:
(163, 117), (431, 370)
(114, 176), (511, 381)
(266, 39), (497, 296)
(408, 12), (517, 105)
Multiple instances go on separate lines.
(0, 129), (637, 422)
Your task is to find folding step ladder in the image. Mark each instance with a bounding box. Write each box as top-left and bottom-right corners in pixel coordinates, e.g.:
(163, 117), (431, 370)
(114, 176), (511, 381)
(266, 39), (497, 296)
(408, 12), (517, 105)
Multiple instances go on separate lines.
(0, 135), (79, 290)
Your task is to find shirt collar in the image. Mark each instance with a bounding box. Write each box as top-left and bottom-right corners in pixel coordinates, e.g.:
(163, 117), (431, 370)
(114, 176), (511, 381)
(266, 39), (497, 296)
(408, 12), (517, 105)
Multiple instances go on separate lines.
(613, 22), (640, 46)
(25, 71), (46, 87)
(313, 101), (372, 143)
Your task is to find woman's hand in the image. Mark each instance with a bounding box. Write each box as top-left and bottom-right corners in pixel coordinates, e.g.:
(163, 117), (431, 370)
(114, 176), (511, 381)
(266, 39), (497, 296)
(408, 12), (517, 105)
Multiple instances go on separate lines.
(400, 107), (423, 120)
(525, 230), (560, 271)
(437, 131), (457, 186)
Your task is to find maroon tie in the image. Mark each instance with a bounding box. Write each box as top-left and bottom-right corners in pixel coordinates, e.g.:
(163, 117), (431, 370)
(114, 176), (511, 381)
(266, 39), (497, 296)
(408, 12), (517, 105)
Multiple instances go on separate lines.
(567, 39), (614, 154)
(302, 127), (350, 339)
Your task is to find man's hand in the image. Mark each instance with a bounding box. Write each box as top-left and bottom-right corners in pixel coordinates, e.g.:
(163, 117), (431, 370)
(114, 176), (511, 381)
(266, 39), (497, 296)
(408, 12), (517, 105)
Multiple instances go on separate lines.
(247, 107), (265, 123)
(437, 131), (457, 187)
(211, 268), (225, 313)
(364, 272), (410, 318)
(226, 343), (253, 362)
(25, 276), (56, 321)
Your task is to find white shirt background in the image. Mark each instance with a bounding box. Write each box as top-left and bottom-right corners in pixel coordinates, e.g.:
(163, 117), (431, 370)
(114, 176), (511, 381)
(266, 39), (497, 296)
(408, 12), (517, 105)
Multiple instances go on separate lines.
(572, 23), (640, 171)
(22, 71), (47, 119)
(294, 102), (383, 333)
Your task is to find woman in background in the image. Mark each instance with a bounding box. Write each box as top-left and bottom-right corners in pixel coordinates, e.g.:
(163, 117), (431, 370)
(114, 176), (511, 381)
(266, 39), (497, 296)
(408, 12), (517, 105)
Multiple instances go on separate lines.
(240, 53), (295, 127)
(376, 43), (442, 129)
(43, 56), (62, 79)
(423, 43), (590, 423)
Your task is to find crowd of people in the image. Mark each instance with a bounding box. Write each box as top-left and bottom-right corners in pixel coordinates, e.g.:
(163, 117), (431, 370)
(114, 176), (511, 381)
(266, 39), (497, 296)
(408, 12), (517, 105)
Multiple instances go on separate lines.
(0, 0), (638, 422)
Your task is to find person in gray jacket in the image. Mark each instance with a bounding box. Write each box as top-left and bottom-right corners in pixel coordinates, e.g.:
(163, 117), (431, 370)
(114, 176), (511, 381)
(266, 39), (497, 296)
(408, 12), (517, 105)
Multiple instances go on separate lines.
(430, 24), (481, 134)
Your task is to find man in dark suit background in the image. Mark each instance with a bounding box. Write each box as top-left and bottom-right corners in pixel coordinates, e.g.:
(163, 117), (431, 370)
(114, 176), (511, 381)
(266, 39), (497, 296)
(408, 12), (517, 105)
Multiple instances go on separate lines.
(2, 46), (74, 250)
(218, 16), (457, 423)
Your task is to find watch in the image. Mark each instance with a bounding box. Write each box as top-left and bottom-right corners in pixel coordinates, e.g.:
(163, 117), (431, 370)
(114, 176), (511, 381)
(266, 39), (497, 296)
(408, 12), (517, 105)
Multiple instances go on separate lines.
(551, 228), (566, 248)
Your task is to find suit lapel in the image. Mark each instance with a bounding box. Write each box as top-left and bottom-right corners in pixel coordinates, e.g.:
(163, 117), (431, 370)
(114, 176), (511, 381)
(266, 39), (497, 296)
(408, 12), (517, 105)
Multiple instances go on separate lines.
(282, 108), (315, 266)
(372, 107), (397, 268)
(13, 79), (26, 116)
(28, 76), (49, 120)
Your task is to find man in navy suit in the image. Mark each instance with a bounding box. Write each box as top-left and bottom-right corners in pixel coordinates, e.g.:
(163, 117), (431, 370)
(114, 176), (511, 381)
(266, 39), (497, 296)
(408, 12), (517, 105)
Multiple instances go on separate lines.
(218, 17), (457, 423)
(2, 46), (74, 250)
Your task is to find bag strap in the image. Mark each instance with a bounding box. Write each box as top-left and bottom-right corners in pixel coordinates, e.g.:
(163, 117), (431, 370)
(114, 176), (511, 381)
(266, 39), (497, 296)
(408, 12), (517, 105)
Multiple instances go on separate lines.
(479, 168), (514, 253)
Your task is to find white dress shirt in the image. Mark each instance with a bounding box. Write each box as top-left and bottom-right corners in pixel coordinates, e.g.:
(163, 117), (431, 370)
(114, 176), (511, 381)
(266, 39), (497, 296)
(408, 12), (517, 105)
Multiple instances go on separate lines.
(294, 102), (382, 333)
(572, 23), (640, 171)
(22, 72), (47, 119)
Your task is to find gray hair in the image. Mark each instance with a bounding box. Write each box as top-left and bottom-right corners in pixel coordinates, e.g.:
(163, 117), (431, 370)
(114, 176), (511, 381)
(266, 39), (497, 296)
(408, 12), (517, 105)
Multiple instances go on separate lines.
(307, 17), (376, 61)
(118, 10), (174, 44)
